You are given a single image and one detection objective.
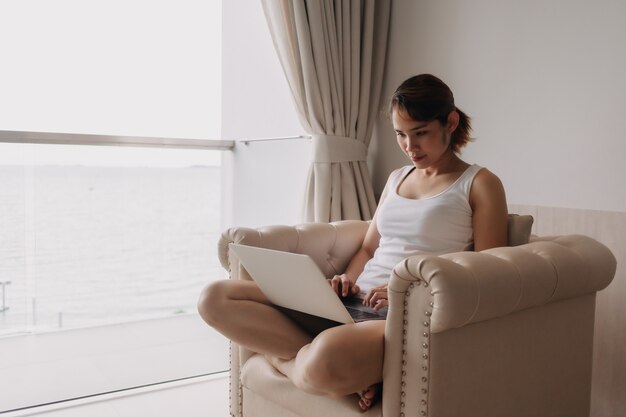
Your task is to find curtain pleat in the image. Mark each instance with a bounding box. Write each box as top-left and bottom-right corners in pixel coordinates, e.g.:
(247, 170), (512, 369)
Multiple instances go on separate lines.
(262, 0), (391, 222)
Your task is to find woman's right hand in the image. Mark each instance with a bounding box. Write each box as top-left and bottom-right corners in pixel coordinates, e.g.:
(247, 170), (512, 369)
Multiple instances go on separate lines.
(328, 274), (360, 298)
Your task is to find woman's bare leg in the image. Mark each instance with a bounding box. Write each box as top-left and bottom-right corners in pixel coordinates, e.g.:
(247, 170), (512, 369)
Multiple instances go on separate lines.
(197, 280), (312, 359)
(266, 320), (385, 400)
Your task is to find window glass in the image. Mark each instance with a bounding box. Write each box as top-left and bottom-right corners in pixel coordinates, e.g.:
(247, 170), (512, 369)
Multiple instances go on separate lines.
(0, 0), (221, 139)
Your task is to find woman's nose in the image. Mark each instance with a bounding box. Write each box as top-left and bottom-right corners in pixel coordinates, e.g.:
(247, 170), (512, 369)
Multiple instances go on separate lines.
(406, 141), (419, 152)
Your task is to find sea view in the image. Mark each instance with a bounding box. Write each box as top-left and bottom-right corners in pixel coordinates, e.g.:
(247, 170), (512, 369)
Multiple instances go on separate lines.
(0, 164), (224, 334)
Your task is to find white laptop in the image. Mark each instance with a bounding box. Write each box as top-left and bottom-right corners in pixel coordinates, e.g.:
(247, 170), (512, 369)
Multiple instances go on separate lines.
(230, 243), (386, 328)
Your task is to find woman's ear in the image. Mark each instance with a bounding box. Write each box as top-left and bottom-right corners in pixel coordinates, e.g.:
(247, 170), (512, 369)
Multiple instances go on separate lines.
(447, 110), (460, 133)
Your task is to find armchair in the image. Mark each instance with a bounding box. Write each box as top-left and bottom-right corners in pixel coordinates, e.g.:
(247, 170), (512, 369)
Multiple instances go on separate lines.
(217, 217), (616, 417)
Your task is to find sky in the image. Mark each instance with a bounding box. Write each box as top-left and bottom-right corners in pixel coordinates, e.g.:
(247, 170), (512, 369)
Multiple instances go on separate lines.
(0, 0), (222, 167)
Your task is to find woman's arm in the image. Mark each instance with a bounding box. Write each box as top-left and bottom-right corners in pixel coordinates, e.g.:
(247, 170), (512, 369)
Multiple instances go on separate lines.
(469, 168), (509, 251)
(329, 169), (400, 297)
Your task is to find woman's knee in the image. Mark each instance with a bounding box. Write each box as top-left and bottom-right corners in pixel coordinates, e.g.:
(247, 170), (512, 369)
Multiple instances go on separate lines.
(197, 280), (232, 327)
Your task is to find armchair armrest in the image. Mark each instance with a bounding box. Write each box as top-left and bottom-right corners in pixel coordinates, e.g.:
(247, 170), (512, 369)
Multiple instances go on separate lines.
(382, 234), (616, 417)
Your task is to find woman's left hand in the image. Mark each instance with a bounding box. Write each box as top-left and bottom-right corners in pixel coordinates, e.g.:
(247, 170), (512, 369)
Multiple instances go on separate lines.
(363, 284), (389, 311)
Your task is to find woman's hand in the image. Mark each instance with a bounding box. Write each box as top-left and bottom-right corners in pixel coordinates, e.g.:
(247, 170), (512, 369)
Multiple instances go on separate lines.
(328, 274), (360, 298)
(363, 284), (389, 311)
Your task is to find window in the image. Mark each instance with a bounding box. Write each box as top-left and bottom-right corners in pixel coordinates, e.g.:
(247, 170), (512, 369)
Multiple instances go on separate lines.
(0, 0), (227, 412)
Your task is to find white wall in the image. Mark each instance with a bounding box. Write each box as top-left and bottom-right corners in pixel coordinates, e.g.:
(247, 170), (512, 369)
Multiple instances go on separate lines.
(220, 0), (308, 228)
(373, 0), (626, 213)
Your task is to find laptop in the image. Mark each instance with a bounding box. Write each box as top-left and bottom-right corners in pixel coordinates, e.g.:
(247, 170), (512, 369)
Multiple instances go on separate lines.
(230, 243), (386, 333)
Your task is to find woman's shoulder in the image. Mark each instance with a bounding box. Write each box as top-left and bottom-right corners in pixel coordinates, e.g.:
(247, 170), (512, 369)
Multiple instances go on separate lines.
(379, 166), (413, 203)
(469, 166), (506, 206)
(472, 166), (503, 188)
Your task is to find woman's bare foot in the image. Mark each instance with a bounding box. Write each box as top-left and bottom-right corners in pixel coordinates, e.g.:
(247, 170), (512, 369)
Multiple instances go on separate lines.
(358, 383), (381, 411)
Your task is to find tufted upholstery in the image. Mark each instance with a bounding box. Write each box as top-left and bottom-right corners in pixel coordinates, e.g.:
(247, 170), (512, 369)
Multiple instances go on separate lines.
(218, 219), (616, 417)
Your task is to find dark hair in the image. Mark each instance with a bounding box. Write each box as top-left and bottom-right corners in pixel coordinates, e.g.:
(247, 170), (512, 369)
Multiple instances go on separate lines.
(389, 74), (473, 153)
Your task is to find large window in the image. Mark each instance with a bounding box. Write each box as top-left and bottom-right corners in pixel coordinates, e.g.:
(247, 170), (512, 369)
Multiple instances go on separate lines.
(0, 0), (227, 412)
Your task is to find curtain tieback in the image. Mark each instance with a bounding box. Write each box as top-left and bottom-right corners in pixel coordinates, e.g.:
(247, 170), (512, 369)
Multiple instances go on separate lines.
(312, 134), (368, 163)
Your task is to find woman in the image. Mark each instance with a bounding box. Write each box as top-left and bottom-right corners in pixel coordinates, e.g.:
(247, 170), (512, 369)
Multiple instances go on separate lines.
(198, 74), (508, 411)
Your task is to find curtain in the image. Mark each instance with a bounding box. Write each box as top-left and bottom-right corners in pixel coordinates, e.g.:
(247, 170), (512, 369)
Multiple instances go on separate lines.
(261, 0), (391, 222)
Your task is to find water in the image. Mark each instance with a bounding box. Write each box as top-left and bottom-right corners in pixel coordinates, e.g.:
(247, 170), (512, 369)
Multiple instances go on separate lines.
(0, 165), (224, 333)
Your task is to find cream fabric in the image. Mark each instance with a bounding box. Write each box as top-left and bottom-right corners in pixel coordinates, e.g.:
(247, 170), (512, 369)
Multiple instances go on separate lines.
(312, 134), (368, 163)
(241, 355), (381, 417)
(261, 0), (391, 222)
(218, 217), (616, 417)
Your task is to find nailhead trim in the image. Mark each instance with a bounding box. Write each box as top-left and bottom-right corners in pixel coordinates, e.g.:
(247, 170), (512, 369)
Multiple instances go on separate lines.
(227, 259), (242, 417)
(399, 282), (433, 417)
(400, 285), (411, 412)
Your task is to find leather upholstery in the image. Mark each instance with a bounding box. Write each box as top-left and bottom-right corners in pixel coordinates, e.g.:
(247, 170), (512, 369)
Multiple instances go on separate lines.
(218, 218), (616, 417)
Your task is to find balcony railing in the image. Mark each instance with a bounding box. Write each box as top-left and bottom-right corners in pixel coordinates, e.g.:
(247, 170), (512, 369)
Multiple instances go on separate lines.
(0, 130), (232, 335)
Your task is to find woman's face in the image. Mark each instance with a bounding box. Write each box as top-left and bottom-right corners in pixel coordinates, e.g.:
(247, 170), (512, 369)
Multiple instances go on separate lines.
(392, 109), (456, 168)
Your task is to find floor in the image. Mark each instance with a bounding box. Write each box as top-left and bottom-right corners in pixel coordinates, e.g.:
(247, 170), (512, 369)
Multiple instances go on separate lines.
(0, 315), (230, 417)
(3, 374), (230, 417)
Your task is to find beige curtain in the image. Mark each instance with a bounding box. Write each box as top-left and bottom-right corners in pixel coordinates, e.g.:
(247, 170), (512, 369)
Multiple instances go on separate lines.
(261, 0), (391, 222)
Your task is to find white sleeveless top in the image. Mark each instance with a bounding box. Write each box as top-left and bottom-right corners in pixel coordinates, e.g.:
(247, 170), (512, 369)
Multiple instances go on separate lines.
(357, 164), (483, 296)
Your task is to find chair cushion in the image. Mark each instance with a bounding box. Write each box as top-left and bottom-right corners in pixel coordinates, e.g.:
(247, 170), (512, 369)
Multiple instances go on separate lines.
(240, 354), (381, 417)
(507, 214), (534, 246)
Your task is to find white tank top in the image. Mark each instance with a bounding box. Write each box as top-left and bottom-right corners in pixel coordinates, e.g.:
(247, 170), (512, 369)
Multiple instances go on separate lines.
(357, 164), (483, 296)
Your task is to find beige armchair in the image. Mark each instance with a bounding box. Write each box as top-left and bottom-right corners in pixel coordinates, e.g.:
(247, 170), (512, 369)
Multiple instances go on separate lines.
(217, 218), (616, 417)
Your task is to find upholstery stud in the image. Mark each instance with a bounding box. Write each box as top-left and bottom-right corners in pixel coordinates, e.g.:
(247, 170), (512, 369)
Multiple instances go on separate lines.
(401, 391), (406, 397)
(422, 343), (428, 348)
(421, 388), (428, 394)
(422, 377), (428, 382)
(423, 321), (429, 327)
(425, 311), (432, 316)
(422, 353), (428, 359)
(409, 283), (414, 289)
(421, 411), (426, 416)
(423, 332), (429, 338)
(422, 365), (428, 371)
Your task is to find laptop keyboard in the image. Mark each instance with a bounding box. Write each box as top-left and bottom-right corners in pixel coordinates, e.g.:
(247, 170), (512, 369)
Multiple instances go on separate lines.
(345, 306), (386, 321)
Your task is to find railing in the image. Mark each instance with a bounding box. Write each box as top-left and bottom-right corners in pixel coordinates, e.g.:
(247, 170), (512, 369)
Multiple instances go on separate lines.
(0, 130), (235, 150)
(0, 130), (312, 148)
(240, 134), (311, 145)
